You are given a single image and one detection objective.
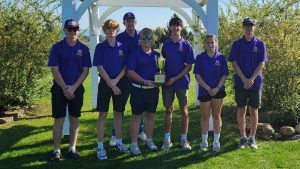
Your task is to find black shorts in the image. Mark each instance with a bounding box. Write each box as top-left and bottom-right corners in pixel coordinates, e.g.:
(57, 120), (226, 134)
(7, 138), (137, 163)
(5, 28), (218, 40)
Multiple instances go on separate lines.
(235, 89), (261, 108)
(198, 90), (226, 102)
(51, 83), (84, 118)
(130, 86), (159, 115)
(97, 77), (129, 112)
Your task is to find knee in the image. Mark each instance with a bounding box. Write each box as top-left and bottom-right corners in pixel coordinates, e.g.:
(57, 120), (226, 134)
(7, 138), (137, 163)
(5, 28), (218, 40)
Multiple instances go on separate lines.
(166, 106), (173, 114)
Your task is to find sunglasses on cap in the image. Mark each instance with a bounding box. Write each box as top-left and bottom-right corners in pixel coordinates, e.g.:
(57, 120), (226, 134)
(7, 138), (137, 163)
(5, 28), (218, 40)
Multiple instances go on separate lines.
(140, 35), (153, 41)
(66, 27), (79, 32)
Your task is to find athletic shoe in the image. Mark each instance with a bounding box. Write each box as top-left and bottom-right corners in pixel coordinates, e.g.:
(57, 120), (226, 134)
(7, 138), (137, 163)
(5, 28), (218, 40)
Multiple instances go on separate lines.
(200, 141), (208, 151)
(180, 140), (192, 150)
(97, 148), (107, 160)
(146, 140), (158, 151)
(109, 136), (117, 146)
(248, 137), (258, 149)
(130, 144), (142, 156)
(67, 151), (79, 160)
(49, 152), (61, 162)
(138, 132), (147, 141)
(212, 142), (221, 152)
(117, 143), (130, 154)
(238, 137), (248, 149)
(161, 139), (173, 150)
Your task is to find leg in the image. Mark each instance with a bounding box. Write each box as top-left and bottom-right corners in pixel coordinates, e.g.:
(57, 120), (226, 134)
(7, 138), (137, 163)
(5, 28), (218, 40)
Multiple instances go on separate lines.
(131, 114), (142, 142)
(97, 112), (108, 141)
(237, 106), (247, 137)
(114, 111), (123, 139)
(144, 112), (154, 139)
(164, 105), (173, 133)
(68, 115), (79, 149)
(200, 101), (212, 136)
(180, 106), (189, 135)
(211, 98), (224, 134)
(53, 118), (65, 150)
(249, 106), (258, 137)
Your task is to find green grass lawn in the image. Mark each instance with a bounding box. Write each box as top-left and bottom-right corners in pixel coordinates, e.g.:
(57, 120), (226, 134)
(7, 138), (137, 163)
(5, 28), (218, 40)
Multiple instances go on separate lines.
(0, 75), (299, 169)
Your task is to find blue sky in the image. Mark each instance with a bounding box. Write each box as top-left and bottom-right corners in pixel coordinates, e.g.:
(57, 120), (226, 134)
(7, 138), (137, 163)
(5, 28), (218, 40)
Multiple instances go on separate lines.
(77, 0), (229, 32)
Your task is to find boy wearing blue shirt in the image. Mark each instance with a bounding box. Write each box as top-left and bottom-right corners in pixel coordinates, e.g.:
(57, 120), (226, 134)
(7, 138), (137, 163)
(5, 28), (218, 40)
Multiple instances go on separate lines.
(109, 12), (147, 146)
(48, 19), (91, 161)
(127, 28), (160, 155)
(161, 16), (195, 150)
(228, 18), (268, 149)
(94, 19), (130, 160)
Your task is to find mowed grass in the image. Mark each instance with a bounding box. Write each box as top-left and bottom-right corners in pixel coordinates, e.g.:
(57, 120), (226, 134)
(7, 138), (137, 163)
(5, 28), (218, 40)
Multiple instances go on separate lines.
(0, 74), (299, 169)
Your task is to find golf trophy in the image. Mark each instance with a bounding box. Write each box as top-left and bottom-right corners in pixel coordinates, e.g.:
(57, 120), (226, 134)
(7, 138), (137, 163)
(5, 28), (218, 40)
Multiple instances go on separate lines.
(154, 55), (166, 84)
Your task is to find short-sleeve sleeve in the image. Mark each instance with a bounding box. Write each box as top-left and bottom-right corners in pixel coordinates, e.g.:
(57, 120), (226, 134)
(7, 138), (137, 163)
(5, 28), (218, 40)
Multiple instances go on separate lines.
(48, 43), (59, 66)
(184, 42), (195, 64)
(193, 54), (201, 74)
(83, 46), (92, 67)
(221, 55), (229, 76)
(93, 44), (102, 66)
(228, 41), (238, 62)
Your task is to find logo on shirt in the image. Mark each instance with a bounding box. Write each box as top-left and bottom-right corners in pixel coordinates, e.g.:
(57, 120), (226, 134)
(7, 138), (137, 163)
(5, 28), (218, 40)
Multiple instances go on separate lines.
(118, 50), (124, 56)
(215, 60), (220, 66)
(178, 43), (183, 52)
(76, 49), (83, 56)
(253, 46), (258, 53)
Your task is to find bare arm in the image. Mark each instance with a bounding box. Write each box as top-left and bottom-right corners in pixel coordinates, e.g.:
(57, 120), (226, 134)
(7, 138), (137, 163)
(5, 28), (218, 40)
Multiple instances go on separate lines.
(165, 64), (192, 86)
(195, 74), (212, 93)
(250, 62), (265, 81)
(51, 66), (67, 90)
(64, 67), (89, 99)
(232, 61), (253, 89)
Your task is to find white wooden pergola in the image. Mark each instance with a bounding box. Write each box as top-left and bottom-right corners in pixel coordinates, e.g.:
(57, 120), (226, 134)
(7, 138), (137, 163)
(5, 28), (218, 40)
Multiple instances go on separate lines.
(61, 0), (218, 135)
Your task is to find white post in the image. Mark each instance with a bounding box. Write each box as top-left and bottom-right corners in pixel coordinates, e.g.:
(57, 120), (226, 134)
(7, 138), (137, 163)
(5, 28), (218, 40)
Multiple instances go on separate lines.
(89, 5), (100, 109)
(61, 0), (76, 136)
(206, 0), (219, 131)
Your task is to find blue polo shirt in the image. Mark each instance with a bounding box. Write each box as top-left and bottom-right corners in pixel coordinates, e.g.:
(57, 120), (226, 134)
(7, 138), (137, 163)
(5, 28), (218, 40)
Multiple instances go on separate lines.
(93, 40), (128, 79)
(228, 36), (268, 91)
(48, 38), (92, 85)
(162, 38), (195, 89)
(117, 30), (139, 55)
(127, 47), (159, 85)
(194, 51), (229, 96)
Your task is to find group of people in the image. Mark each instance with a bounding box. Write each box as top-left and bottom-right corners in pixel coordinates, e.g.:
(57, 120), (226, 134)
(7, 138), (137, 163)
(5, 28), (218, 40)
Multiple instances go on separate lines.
(48, 12), (267, 162)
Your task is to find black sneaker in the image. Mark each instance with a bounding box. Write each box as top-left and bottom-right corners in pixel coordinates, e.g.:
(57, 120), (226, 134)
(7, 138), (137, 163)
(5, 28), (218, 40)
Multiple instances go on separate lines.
(49, 152), (61, 162)
(68, 151), (80, 160)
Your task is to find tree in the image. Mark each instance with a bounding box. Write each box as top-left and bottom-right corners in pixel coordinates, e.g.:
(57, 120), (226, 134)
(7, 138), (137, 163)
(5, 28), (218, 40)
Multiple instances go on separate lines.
(218, 0), (300, 127)
(0, 0), (61, 110)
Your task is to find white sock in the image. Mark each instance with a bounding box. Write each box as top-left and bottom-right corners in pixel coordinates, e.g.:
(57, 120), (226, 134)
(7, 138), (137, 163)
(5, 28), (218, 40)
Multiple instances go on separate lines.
(164, 133), (171, 141)
(241, 136), (247, 139)
(98, 141), (104, 149)
(116, 138), (122, 145)
(181, 134), (187, 141)
(69, 146), (76, 153)
(214, 133), (220, 143)
(202, 134), (208, 142)
(54, 149), (60, 154)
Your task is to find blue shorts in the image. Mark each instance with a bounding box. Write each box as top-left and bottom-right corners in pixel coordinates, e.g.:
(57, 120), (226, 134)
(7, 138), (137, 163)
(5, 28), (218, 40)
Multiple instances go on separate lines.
(130, 85), (159, 115)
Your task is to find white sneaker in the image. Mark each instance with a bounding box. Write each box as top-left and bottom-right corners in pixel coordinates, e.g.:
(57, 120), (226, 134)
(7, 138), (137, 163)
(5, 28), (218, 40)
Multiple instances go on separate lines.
(200, 141), (208, 151)
(212, 142), (221, 151)
(109, 136), (117, 146)
(117, 143), (130, 154)
(146, 140), (158, 151)
(180, 139), (192, 150)
(97, 148), (107, 160)
(130, 144), (142, 156)
(161, 139), (173, 150)
(138, 132), (147, 141)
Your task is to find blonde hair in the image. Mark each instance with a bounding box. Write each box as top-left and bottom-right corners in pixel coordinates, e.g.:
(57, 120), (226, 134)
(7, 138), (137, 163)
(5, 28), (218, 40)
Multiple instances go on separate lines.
(102, 19), (120, 32)
(139, 27), (153, 37)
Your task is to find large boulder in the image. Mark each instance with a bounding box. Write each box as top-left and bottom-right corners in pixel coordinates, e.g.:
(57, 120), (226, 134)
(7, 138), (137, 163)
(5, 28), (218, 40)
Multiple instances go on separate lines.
(262, 124), (275, 136)
(295, 124), (300, 134)
(280, 126), (295, 137)
(257, 123), (268, 131)
(291, 134), (300, 140)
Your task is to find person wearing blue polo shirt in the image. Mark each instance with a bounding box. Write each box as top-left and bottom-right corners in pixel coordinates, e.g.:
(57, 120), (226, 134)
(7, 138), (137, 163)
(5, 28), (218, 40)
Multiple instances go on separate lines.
(48, 19), (92, 162)
(127, 28), (159, 155)
(161, 15), (195, 151)
(194, 34), (229, 152)
(229, 18), (268, 149)
(109, 12), (147, 147)
(93, 19), (131, 160)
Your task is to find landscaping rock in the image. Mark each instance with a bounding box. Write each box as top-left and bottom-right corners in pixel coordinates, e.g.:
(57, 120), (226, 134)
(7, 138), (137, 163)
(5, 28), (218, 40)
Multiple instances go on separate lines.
(274, 133), (282, 140)
(256, 131), (273, 140)
(295, 124), (300, 134)
(257, 123), (267, 131)
(280, 126), (295, 137)
(262, 124), (275, 136)
(0, 116), (14, 124)
(291, 134), (300, 140)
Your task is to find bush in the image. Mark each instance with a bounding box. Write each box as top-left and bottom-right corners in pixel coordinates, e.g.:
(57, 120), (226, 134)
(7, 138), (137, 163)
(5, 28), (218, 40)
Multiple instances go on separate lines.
(218, 0), (300, 126)
(0, 0), (61, 110)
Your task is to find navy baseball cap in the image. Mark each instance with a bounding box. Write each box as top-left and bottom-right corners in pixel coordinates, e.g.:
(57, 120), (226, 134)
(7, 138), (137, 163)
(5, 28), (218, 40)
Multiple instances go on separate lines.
(123, 12), (135, 21)
(243, 18), (256, 26)
(64, 19), (79, 28)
